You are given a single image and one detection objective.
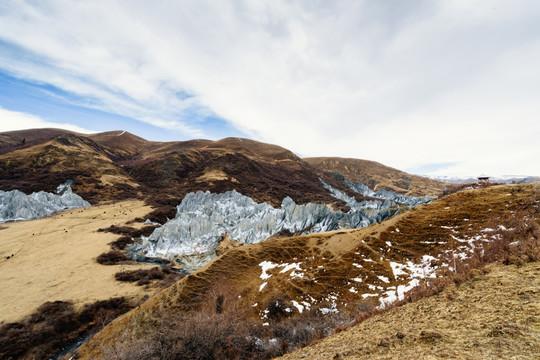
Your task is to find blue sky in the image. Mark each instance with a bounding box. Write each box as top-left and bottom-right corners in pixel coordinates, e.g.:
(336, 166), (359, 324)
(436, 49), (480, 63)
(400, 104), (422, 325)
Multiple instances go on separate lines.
(0, 0), (539, 177)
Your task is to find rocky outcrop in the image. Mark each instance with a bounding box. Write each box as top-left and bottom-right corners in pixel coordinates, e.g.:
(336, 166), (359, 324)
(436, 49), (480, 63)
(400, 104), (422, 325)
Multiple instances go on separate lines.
(0, 181), (90, 223)
(133, 189), (400, 270)
(343, 178), (432, 206)
(133, 176), (432, 271)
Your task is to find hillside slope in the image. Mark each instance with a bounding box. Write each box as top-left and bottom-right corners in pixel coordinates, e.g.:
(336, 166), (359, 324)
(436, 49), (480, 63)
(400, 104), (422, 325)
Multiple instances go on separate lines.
(73, 183), (539, 359)
(0, 133), (139, 202)
(305, 157), (444, 197)
(281, 260), (540, 360)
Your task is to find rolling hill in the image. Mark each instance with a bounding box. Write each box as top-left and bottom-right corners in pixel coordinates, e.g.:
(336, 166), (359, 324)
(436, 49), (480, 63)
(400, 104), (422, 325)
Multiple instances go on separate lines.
(71, 183), (539, 359)
(3, 128), (537, 359)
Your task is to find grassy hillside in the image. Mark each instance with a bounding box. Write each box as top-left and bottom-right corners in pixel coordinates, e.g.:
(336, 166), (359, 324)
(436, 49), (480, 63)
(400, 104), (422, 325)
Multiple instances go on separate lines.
(72, 183), (539, 359)
(281, 260), (539, 360)
(305, 157), (445, 197)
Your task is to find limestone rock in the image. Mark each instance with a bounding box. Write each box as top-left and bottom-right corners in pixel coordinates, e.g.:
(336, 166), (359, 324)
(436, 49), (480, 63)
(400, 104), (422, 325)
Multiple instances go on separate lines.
(0, 181), (90, 223)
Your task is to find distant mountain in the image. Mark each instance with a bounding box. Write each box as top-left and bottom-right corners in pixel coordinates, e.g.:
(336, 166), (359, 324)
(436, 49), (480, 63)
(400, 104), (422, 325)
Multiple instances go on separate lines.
(0, 128), (446, 218)
(430, 174), (540, 184)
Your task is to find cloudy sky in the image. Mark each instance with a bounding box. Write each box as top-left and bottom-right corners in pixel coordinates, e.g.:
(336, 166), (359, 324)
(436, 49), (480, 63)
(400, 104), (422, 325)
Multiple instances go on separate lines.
(0, 0), (538, 177)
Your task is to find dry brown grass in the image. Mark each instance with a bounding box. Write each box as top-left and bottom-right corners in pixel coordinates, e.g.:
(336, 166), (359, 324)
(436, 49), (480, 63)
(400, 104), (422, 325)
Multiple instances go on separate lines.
(0, 200), (158, 324)
(280, 260), (540, 360)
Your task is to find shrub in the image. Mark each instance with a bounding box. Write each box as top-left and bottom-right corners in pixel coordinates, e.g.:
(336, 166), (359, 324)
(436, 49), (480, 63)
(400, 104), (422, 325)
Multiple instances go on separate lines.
(96, 250), (132, 265)
(109, 236), (134, 250)
(0, 297), (134, 360)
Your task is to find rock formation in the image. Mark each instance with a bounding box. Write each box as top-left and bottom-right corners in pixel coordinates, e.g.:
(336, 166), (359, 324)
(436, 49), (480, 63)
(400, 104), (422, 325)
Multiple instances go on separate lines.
(0, 181), (90, 223)
(133, 178), (430, 270)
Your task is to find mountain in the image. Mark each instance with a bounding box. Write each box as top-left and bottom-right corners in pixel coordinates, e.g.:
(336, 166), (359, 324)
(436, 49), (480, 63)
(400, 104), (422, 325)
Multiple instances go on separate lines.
(72, 182), (539, 359)
(6, 128), (536, 360)
(0, 129), (447, 216)
(305, 157), (444, 197)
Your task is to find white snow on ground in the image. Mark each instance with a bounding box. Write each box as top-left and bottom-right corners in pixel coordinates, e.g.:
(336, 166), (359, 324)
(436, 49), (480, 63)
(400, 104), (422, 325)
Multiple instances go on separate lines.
(259, 261), (278, 280)
(259, 261), (305, 281)
(259, 282), (267, 291)
(362, 293), (378, 299)
(291, 300), (304, 313)
(279, 262), (304, 278)
(257, 223), (509, 320)
(390, 262), (408, 277)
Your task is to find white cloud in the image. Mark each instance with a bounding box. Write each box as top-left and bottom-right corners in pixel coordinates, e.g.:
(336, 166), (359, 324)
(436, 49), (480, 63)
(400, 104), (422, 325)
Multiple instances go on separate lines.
(0, 107), (94, 134)
(0, 0), (539, 176)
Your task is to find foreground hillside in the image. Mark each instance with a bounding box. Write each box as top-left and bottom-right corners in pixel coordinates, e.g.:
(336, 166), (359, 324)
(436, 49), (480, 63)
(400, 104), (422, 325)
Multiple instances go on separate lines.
(72, 183), (539, 359)
(281, 260), (540, 360)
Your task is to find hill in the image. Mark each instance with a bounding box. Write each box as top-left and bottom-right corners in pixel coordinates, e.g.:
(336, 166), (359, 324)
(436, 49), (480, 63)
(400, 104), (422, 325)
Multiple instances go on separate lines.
(0, 128), (446, 218)
(305, 157), (444, 197)
(280, 260), (540, 359)
(71, 183), (539, 359)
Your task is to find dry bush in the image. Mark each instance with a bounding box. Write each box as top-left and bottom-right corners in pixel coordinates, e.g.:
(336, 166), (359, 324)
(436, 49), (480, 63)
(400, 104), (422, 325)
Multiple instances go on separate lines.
(264, 293), (292, 323)
(114, 266), (184, 287)
(115, 267), (164, 285)
(0, 297), (134, 360)
(96, 250), (132, 265)
(97, 224), (158, 238)
(109, 235), (134, 250)
(101, 281), (357, 360)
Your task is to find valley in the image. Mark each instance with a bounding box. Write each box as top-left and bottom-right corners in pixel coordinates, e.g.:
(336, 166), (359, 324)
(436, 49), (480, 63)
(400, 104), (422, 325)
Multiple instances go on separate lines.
(0, 128), (538, 360)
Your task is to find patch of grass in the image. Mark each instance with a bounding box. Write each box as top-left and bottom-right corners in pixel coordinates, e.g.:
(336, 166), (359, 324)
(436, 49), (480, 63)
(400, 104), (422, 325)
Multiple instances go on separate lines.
(97, 225), (158, 238)
(108, 236), (134, 250)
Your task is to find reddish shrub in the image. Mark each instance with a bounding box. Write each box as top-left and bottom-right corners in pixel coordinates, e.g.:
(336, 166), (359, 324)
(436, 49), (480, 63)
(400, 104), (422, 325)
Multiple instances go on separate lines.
(0, 297), (134, 360)
(96, 250), (132, 265)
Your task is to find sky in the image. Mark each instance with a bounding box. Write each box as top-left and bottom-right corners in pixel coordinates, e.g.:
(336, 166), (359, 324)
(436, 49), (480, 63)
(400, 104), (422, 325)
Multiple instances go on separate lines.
(0, 0), (539, 177)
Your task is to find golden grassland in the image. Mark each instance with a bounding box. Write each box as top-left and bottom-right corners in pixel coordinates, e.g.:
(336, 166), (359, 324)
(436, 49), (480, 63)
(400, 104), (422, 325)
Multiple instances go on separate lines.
(0, 200), (157, 324)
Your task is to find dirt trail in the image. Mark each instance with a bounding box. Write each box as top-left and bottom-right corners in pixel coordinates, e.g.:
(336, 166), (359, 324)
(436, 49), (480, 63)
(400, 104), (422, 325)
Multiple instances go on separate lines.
(0, 200), (157, 323)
